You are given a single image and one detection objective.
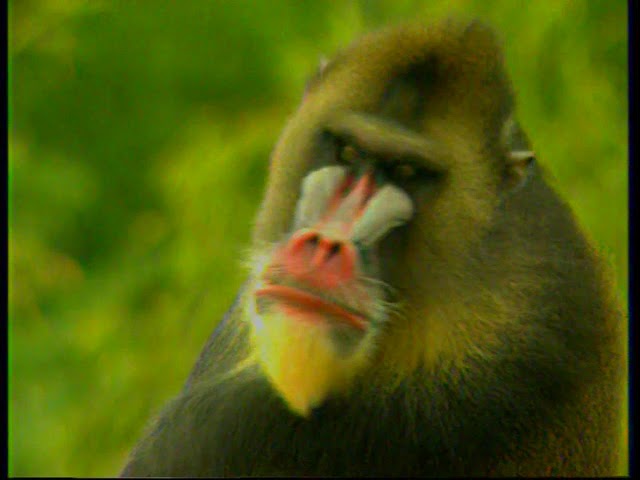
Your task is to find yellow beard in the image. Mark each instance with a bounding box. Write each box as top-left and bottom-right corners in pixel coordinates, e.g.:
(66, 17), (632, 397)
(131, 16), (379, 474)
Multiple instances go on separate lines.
(248, 305), (373, 417)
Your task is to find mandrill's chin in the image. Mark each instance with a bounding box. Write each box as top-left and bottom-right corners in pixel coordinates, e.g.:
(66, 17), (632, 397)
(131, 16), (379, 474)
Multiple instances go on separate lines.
(247, 286), (377, 417)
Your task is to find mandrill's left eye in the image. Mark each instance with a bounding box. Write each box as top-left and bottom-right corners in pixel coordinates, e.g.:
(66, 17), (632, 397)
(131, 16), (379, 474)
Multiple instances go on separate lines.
(385, 159), (443, 186)
(392, 162), (417, 181)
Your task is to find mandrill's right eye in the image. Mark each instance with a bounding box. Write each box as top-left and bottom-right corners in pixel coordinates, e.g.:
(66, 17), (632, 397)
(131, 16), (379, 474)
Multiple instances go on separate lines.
(337, 143), (361, 166)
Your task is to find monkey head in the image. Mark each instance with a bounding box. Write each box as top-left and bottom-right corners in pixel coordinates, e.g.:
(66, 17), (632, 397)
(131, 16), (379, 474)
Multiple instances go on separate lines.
(244, 21), (535, 416)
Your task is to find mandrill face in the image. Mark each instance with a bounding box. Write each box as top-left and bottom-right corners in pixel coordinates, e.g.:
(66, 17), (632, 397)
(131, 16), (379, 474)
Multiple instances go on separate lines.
(243, 23), (515, 416)
(256, 164), (414, 330)
(249, 159), (416, 415)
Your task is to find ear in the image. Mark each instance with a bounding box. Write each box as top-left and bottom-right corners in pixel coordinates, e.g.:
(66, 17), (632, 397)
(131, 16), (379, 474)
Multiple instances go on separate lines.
(501, 115), (536, 191)
(303, 55), (331, 99)
(506, 149), (535, 190)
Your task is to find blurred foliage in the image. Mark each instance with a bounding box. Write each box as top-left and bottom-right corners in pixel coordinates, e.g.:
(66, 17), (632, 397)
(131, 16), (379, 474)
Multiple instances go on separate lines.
(8, 0), (627, 476)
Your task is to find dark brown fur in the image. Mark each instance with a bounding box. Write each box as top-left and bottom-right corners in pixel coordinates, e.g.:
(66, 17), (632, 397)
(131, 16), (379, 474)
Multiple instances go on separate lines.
(121, 20), (626, 477)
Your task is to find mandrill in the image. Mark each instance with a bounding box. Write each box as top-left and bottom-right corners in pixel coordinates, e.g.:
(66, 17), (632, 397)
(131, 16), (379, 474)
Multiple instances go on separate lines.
(121, 20), (626, 477)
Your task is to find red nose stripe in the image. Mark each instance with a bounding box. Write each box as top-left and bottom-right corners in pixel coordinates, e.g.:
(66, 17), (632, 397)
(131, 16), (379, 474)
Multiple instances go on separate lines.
(255, 285), (367, 331)
(350, 170), (376, 215)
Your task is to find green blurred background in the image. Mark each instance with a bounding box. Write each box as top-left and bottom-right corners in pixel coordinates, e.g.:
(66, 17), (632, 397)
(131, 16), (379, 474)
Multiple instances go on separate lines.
(8, 0), (627, 476)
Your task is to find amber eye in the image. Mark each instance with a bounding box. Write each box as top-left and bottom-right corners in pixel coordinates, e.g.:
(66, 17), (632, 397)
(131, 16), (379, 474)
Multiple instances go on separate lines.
(393, 162), (417, 180)
(338, 144), (359, 165)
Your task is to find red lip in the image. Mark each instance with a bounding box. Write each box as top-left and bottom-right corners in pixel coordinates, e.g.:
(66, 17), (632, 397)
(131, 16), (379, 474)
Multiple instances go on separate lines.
(255, 284), (368, 331)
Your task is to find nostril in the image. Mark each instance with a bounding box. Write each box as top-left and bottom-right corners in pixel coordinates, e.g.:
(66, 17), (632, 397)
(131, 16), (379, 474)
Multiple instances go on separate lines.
(282, 233), (355, 287)
(328, 243), (342, 258)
